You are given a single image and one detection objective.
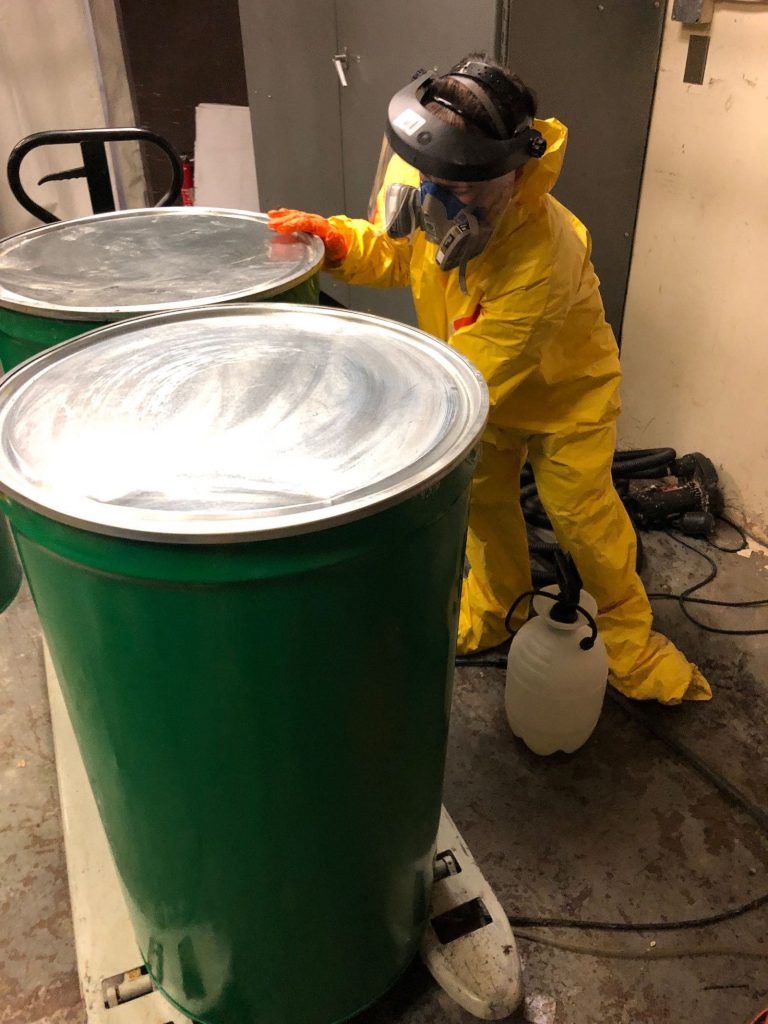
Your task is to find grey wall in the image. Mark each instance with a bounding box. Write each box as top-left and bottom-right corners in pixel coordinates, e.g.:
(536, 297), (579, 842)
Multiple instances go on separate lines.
(505, 0), (665, 337)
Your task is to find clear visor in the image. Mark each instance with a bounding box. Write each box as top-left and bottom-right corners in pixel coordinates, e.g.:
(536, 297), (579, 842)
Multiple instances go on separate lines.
(369, 134), (518, 229)
(367, 137), (400, 224)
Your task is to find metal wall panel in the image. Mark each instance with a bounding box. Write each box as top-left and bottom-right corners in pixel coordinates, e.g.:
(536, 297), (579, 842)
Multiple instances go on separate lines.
(239, 0), (344, 217)
(336, 0), (500, 219)
(505, 0), (664, 336)
(239, 0), (349, 304)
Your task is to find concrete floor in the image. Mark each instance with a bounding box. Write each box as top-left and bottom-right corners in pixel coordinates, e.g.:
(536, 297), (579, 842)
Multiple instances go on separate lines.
(2, 528), (767, 1024)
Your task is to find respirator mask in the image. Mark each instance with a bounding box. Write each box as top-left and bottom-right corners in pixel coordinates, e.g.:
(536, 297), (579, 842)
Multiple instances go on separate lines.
(384, 179), (492, 274)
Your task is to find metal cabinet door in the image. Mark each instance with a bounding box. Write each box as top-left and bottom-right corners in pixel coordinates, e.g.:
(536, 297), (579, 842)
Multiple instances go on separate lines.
(239, 0), (500, 323)
(505, 0), (665, 338)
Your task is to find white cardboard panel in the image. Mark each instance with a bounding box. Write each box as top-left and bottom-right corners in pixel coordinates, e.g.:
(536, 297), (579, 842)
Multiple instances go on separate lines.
(194, 103), (260, 211)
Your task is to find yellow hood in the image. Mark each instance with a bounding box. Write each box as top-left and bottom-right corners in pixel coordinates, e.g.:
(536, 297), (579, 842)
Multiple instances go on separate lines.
(514, 118), (568, 204)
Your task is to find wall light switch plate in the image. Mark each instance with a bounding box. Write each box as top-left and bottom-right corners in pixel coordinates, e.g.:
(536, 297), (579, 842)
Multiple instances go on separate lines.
(672, 0), (714, 25)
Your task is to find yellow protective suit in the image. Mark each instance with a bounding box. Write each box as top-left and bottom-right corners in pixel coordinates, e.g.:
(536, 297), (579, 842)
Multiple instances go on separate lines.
(326, 118), (710, 704)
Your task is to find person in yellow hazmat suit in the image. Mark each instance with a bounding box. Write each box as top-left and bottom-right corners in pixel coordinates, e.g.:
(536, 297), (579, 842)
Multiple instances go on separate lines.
(268, 54), (710, 704)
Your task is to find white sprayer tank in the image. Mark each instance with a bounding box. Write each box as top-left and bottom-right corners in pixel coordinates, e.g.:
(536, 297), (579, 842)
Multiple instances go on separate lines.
(505, 587), (609, 755)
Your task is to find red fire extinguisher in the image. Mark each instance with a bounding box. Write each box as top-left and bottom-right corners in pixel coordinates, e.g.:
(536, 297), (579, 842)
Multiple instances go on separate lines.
(180, 155), (195, 206)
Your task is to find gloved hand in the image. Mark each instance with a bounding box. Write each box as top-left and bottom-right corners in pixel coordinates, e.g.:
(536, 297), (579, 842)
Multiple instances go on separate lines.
(267, 209), (352, 263)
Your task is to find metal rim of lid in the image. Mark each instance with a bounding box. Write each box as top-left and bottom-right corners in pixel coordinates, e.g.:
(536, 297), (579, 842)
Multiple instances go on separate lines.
(0, 207), (324, 321)
(0, 303), (489, 544)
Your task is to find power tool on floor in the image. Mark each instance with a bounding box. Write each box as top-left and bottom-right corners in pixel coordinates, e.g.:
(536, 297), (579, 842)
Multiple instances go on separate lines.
(522, 449), (724, 586)
(621, 451), (722, 538)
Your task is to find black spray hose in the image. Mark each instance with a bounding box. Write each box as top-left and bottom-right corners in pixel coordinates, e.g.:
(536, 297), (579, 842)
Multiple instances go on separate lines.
(612, 448), (677, 478)
(528, 537), (559, 554)
(519, 446), (666, 587)
(504, 589), (599, 650)
(521, 449), (676, 504)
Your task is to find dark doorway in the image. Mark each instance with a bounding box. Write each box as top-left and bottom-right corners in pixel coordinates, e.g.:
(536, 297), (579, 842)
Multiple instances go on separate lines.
(116, 0), (248, 202)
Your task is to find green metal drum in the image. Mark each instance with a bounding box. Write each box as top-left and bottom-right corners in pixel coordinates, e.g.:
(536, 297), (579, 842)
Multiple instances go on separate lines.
(0, 305), (488, 1024)
(0, 358), (21, 611)
(0, 207), (323, 609)
(0, 207), (323, 371)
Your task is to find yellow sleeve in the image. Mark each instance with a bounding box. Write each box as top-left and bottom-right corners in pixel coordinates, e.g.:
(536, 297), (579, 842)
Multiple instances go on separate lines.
(325, 215), (412, 289)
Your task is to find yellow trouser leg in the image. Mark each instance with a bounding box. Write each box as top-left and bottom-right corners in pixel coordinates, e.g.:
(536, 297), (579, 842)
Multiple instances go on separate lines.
(528, 423), (711, 704)
(458, 437), (532, 654)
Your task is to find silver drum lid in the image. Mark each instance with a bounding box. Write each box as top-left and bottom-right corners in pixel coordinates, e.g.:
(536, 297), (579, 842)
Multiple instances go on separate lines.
(0, 208), (323, 320)
(0, 304), (488, 542)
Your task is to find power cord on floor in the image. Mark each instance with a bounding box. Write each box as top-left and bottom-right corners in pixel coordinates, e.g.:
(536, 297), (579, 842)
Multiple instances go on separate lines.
(455, 655), (768, 933)
(507, 887), (768, 933)
(514, 932), (768, 961)
(706, 515), (751, 554)
(457, 514), (768, 934)
(506, 745), (768, 934)
(608, 690), (768, 833)
(501, 697), (768, 933)
(646, 517), (768, 637)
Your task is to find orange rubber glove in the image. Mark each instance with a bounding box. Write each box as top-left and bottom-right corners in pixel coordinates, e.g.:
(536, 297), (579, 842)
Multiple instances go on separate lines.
(267, 209), (352, 264)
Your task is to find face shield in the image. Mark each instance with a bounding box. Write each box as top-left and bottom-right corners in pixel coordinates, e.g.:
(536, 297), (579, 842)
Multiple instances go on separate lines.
(368, 136), (398, 223)
(386, 67), (546, 182)
(370, 63), (547, 290)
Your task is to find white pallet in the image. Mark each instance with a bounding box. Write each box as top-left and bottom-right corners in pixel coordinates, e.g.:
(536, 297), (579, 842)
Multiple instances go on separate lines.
(422, 809), (522, 1020)
(44, 643), (188, 1024)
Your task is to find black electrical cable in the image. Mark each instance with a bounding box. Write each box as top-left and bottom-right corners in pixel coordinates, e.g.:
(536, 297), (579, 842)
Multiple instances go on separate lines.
(460, 653), (768, 930)
(647, 527), (768, 637)
(508, 688), (768, 932)
(456, 654), (768, 930)
(457, 507), (768, 932)
(508, 892), (768, 933)
(708, 514), (750, 554)
(608, 690), (768, 834)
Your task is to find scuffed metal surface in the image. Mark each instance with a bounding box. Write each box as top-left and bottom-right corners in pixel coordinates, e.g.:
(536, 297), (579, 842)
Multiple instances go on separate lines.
(0, 209), (323, 319)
